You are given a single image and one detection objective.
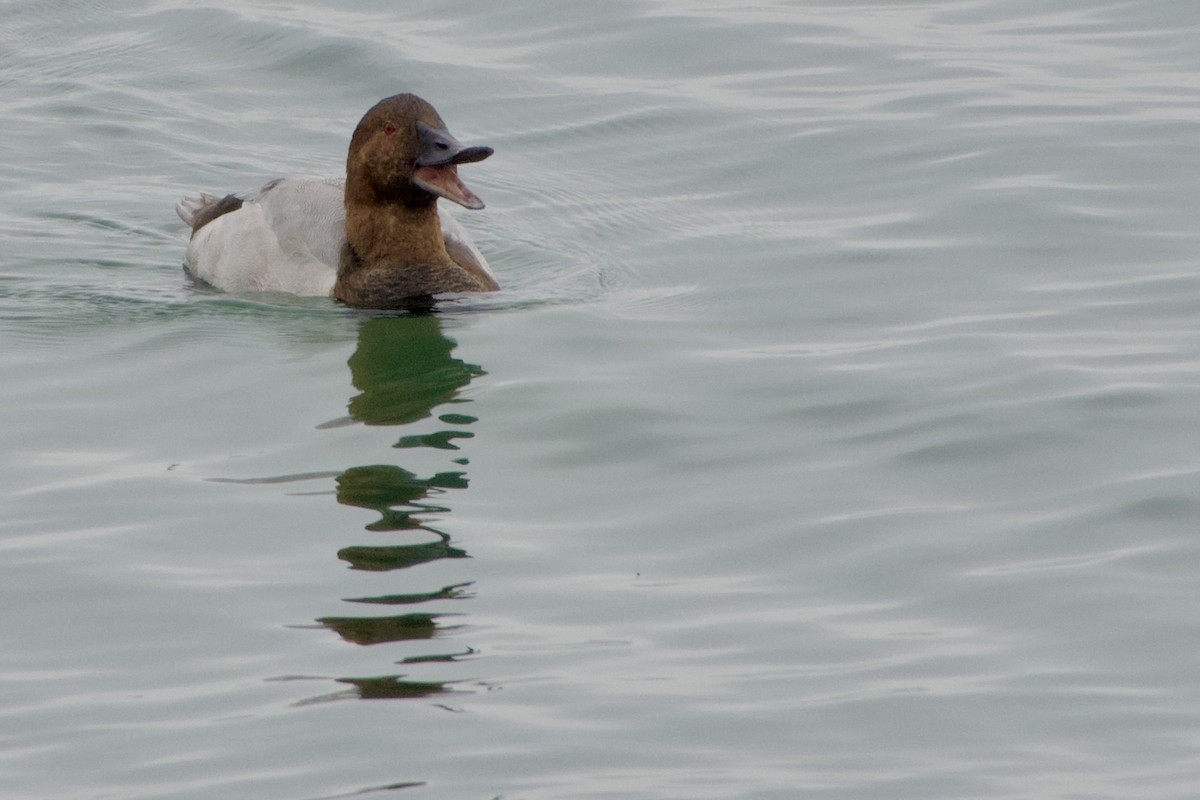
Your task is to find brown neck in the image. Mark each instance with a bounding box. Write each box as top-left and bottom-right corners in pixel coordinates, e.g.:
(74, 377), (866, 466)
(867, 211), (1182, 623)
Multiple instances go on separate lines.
(343, 176), (450, 265)
(333, 177), (494, 309)
(335, 182), (443, 308)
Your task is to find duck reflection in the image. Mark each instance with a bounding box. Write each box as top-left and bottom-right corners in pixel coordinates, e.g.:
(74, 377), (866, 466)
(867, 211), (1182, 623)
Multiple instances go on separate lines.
(344, 312), (483, 427)
(294, 674), (466, 706)
(320, 314), (486, 701)
(215, 314), (485, 702)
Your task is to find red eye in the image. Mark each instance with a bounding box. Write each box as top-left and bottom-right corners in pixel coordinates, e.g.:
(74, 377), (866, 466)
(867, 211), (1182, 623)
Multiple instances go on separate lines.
(384, 123), (396, 136)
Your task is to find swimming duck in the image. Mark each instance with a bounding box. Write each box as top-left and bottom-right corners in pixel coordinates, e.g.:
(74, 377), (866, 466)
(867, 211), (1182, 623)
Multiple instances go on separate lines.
(176, 93), (498, 309)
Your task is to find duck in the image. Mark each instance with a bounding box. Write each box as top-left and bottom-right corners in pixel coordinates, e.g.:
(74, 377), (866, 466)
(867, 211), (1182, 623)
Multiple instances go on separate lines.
(175, 93), (499, 309)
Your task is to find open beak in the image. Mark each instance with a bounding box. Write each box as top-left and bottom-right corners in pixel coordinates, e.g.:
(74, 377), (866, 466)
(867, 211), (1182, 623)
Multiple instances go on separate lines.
(413, 120), (493, 210)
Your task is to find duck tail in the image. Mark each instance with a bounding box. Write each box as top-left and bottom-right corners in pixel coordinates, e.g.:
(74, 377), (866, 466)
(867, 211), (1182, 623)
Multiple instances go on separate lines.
(175, 192), (219, 226)
(175, 192), (244, 236)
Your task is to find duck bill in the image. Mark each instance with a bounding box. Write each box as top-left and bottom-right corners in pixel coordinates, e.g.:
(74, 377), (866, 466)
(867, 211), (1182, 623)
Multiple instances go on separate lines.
(413, 121), (492, 209)
(413, 163), (486, 210)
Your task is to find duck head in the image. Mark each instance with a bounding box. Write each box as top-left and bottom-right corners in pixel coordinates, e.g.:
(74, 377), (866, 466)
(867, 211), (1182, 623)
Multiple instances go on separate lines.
(346, 93), (493, 210)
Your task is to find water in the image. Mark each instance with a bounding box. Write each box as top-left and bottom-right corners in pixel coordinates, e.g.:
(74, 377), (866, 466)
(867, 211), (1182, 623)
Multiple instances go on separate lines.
(3, 1), (1200, 798)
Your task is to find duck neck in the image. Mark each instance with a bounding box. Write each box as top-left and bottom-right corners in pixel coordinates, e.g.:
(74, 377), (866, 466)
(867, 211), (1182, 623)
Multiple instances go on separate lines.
(336, 181), (455, 308)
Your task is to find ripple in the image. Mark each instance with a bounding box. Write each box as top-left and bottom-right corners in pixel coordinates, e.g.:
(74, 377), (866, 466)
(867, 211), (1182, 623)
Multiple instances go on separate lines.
(968, 544), (1164, 577)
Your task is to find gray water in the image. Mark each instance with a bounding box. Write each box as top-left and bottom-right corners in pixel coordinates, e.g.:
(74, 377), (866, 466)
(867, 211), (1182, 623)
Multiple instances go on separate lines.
(3, 2), (1200, 798)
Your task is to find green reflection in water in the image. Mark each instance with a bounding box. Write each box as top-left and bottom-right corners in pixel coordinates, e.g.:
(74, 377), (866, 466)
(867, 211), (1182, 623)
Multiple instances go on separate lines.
(316, 612), (464, 646)
(339, 674), (455, 700)
(346, 314), (483, 427)
(318, 314), (487, 698)
(337, 535), (468, 572)
(343, 582), (474, 605)
(335, 464), (467, 531)
(293, 673), (459, 705)
(399, 646), (477, 664)
(394, 429), (474, 450)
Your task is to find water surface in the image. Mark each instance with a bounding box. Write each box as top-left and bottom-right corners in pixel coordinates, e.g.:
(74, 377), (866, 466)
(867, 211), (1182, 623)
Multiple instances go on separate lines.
(3, 2), (1200, 798)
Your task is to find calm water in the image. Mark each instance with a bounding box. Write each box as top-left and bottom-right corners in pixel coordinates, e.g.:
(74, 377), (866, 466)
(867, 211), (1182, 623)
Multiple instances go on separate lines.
(3, 2), (1200, 798)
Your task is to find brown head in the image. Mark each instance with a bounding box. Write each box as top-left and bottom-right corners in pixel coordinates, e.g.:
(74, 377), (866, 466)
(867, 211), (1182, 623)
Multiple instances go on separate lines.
(345, 93), (493, 210)
(336, 94), (498, 308)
